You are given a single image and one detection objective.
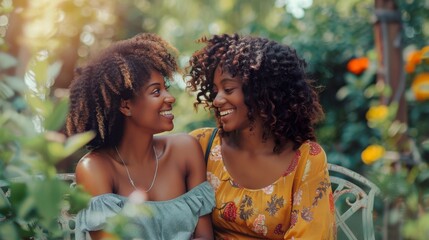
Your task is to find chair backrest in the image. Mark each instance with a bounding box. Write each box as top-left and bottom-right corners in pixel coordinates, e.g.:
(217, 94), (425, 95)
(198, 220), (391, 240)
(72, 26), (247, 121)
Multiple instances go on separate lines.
(328, 163), (380, 240)
(57, 173), (77, 240)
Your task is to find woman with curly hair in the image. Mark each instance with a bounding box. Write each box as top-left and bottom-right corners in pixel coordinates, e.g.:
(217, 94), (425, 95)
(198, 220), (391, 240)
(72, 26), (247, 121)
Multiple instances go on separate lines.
(187, 34), (335, 239)
(66, 33), (214, 240)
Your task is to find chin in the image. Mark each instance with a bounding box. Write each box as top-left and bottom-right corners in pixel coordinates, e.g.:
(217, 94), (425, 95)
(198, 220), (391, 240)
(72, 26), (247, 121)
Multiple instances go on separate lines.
(155, 125), (174, 134)
(165, 124), (174, 131)
(220, 125), (234, 133)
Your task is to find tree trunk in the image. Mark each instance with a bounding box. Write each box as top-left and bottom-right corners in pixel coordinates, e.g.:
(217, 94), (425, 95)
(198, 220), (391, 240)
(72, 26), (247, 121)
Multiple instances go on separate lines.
(374, 0), (405, 120)
(374, 0), (408, 150)
(374, 1), (406, 239)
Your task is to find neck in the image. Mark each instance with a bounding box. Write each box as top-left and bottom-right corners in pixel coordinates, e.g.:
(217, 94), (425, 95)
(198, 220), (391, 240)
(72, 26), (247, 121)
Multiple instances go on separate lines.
(117, 128), (157, 164)
(226, 126), (277, 155)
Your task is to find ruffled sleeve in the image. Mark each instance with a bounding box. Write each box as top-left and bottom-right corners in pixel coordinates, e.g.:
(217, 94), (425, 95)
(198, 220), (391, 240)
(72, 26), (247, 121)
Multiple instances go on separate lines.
(184, 181), (215, 216)
(134, 181), (215, 240)
(75, 194), (126, 240)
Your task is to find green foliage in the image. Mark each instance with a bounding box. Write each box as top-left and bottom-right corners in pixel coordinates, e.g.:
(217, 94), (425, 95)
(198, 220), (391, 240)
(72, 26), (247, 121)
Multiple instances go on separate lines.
(0, 51), (92, 238)
(340, 46), (429, 238)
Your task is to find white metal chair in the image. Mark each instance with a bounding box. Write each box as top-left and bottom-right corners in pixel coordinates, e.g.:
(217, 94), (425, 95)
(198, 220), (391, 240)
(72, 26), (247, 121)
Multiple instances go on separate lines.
(328, 163), (381, 240)
(57, 173), (78, 240)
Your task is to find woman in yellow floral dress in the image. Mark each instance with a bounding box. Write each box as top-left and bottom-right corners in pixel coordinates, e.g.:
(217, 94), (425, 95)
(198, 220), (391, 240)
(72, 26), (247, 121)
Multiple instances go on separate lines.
(187, 34), (336, 239)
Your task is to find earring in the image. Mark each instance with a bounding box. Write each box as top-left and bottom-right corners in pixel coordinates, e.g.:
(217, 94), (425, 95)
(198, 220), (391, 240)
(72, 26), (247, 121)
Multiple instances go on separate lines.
(127, 111), (132, 116)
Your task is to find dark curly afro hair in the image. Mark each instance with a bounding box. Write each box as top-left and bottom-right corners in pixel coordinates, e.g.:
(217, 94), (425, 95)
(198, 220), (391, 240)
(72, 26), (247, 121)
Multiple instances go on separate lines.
(186, 33), (324, 152)
(66, 33), (178, 150)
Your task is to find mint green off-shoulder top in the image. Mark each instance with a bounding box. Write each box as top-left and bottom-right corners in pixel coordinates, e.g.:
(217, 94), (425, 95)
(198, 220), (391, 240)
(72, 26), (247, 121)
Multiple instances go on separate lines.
(76, 181), (215, 240)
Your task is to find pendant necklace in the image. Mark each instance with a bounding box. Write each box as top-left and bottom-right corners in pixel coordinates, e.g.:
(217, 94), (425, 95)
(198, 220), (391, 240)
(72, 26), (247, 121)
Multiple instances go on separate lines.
(115, 145), (159, 192)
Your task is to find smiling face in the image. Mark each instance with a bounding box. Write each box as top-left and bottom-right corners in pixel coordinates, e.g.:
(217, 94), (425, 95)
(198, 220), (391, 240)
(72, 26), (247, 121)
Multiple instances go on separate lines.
(121, 70), (175, 134)
(212, 67), (251, 132)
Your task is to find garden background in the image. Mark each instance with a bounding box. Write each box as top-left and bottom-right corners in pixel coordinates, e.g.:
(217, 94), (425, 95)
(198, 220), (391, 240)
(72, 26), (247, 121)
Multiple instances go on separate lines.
(1, 0), (429, 239)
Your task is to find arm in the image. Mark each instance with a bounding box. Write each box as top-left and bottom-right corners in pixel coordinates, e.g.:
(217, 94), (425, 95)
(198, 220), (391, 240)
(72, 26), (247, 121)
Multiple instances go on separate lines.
(75, 152), (116, 240)
(283, 145), (336, 239)
(177, 134), (214, 240)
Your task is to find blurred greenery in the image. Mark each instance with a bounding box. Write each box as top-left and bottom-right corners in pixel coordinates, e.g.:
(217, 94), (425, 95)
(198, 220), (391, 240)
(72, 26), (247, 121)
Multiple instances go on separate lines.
(1, 0), (429, 238)
(0, 51), (93, 239)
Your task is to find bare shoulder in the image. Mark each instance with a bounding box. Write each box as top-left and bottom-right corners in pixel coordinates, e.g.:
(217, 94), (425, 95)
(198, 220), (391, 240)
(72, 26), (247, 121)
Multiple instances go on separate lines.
(75, 150), (114, 196)
(163, 133), (201, 150)
(159, 133), (203, 164)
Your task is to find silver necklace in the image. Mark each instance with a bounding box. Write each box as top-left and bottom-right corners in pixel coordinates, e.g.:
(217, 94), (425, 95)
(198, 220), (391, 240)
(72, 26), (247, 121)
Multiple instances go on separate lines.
(115, 145), (159, 192)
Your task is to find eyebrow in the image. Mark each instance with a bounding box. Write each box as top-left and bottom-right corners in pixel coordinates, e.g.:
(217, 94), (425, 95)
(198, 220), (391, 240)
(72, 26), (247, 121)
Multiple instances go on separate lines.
(145, 82), (161, 90)
(220, 78), (240, 84)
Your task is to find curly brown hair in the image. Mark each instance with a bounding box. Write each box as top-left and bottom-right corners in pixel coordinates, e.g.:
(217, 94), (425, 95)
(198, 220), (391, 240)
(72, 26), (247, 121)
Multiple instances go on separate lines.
(186, 34), (324, 152)
(66, 33), (178, 150)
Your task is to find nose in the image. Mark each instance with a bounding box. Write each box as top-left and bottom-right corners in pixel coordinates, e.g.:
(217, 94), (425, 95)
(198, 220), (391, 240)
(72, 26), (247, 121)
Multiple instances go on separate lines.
(213, 92), (226, 108)
(164, 91), (175, 104)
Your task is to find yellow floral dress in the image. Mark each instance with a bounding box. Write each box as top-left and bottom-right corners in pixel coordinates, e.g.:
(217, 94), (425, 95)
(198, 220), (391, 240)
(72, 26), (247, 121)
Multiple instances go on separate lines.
(190, 128), (336, 240)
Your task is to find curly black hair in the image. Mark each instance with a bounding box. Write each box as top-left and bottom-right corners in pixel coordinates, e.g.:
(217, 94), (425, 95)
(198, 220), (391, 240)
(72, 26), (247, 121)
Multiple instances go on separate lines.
(186, 33), (324, 152)
(66, 33), (178, 150)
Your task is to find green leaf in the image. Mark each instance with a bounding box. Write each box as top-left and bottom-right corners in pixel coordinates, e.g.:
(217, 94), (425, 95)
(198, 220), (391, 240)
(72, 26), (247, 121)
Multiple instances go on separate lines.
(0, 81), (14, 99)
(0, 221), (19, 240)
(32, 180), (65, 221)
(3, 75), (26, 93)
(46, 142), (65, 163)
(25, 93), (52, 118)
(20, 135), (46, 153)
(0, 186), (11, 209)
(46, 61), (63, 88)
(0, 52), (17, 70)
(43, 98), (69, 131)
(9, 182), (28, 207)
(63, 131), (95, 157)
(16, 194), (35, 219)
(31, 59), (48, 91)
(67, 185), (91, 214)
(1, 110), (36, 137)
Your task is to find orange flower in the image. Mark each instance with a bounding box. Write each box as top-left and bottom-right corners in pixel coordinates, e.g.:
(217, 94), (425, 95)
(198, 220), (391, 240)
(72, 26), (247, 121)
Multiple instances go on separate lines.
(421, 46), (429, 64)
(411, 73), (429, 101)
(405, 62), (416, 74)
(361, 145), (385, 165)
(347, 57), (370, 75)
(405, 50), (423, 74)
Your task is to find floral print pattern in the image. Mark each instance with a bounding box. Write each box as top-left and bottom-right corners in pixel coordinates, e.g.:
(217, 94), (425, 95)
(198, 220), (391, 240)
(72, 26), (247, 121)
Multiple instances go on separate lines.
(274, 224), (286, 235)
(252, 214), (268, 236)
(309, 141), (322, 155)
(262, 184), (274, 194)
(239, 195), (254, 220)
(301, 207), (314, 222)
(189, 128), (336, 240)
(207, 172), (221, 191)
(265, 194), (285, 216)
(210, 145), (223, 161)
(221, 202), (237, 222)
(293, 189), (303, 206)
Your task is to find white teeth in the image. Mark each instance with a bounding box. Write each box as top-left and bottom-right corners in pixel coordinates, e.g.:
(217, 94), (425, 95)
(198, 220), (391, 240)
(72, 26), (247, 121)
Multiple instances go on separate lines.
(160, 110), (172, 116)
(220, 109), (234, 116)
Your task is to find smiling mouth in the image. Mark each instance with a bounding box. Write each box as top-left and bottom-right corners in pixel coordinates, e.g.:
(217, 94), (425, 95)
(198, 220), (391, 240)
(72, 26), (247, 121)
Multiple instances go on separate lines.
(219, 109), (234, 116)
(160, 110), (173, 117)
